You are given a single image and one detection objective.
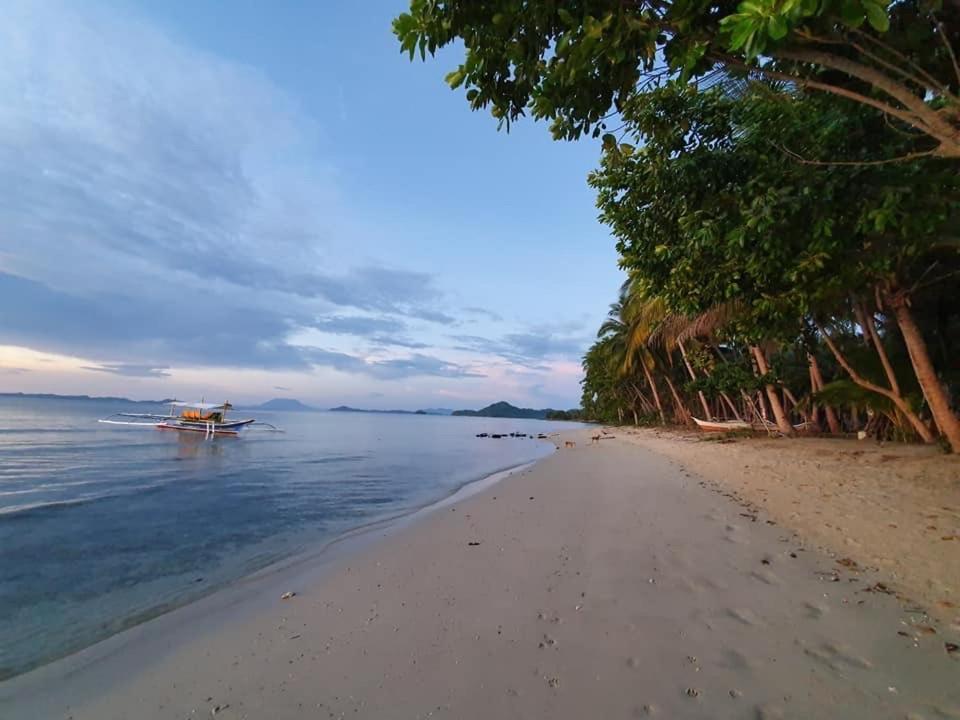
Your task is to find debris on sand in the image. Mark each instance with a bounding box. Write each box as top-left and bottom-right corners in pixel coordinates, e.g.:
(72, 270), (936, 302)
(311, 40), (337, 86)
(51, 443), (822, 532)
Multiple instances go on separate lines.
(280, 591), (296, 600)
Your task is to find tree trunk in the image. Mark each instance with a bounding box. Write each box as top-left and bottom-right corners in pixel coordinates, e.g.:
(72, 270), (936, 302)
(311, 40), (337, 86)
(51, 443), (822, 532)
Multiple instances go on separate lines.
(816, 321), (936, 444)
(641, 362), (666, 425)
(664, 375), (691, 425)
(678, 340), (712, 420)
(719, 391), (743, 421)
(808, 363), (823, 429)
(783, 386), (810, 425)
(859, 301), (902, 397)
(750, 345), (794, 436)
(887, 295), (960, 453)
(852, 302), (873, 349)
(808, 353), (841, 434)
(632, 408), (639, 426)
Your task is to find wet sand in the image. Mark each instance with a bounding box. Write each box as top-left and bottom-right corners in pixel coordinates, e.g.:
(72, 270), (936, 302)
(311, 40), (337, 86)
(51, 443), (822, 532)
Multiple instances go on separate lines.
(3, 428), (958, 719)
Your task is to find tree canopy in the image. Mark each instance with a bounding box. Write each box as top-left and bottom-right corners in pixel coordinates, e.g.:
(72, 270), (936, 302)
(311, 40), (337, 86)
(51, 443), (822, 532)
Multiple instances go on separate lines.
(394, 3), (960, 451)
(394, 0), (960, 157)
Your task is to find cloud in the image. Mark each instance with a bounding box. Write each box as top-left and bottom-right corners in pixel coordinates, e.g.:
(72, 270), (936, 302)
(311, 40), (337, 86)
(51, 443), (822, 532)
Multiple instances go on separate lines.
(369, 336), (430, 350)
(367, 354), (485, 380)
(450, 330), (587, 368)
(82, 363), (171, 378)
(0, 1), (453, 375)
(302, 348), (483, 380)
(463, 306), (504, 322)
(313, 316), (407, 336)
(273, 385), (291, 391)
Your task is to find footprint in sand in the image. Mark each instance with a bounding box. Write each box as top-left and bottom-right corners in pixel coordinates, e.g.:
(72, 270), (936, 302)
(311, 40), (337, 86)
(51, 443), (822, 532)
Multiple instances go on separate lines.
(538, 633), (558, 649)
(749, 569), (782, 586)
(718, 648), (755, 672)
(726, 607), (765, 627)
(803, 601), (828, 619)
(800, 640), (873, 671)
(754, 704), (786, 719)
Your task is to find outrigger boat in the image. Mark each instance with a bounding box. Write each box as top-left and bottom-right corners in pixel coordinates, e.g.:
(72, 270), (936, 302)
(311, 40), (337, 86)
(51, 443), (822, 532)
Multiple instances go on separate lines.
(692, 417), (752, 432)
(99, 401), (280, 437)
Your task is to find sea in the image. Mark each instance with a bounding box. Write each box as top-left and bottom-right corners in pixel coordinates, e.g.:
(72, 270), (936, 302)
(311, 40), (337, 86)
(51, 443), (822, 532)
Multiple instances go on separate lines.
(0, 396), (581, 680)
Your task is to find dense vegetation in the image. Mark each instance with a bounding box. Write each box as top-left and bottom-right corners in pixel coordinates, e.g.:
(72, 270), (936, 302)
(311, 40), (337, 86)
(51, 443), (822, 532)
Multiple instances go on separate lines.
(453, 401), (550, 418)
(395, 1), (960, 451)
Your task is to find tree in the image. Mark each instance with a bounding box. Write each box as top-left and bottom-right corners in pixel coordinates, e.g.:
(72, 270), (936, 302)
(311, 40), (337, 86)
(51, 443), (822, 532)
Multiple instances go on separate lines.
(394, 1), (960, 158)
(590, 82), (959, 447)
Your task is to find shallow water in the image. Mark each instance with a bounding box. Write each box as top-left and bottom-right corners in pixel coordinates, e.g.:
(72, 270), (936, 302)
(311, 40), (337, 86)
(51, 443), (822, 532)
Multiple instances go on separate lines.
(0, 397), (578, 679)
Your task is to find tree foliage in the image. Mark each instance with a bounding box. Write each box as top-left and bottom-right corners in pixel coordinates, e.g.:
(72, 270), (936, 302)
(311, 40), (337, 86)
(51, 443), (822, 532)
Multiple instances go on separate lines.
(394, 0), (960, 157)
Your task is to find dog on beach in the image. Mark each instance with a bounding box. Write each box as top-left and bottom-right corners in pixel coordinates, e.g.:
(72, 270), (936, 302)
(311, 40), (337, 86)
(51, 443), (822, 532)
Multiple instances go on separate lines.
(564, 440), (576, 449)
(591, 434), (601, 444)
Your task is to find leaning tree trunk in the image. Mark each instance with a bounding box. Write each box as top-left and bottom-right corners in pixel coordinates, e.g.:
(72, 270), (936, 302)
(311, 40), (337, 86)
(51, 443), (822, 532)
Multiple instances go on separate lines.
(886, 294), (960, 453)
(808, 353), (842, 434)
(664, 375), (692, 425)
(678, 340), (712, 420)
(815, 321), (936, 444)
(859, 302), (902, 397)
(640, 362), (666, 425)
(719, 391), (743, 421)
(750, 345), (794, 436)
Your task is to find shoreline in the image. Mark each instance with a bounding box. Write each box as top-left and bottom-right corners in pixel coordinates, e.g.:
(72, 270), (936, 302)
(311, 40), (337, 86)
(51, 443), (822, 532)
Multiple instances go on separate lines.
(4, 428), (958, 719)
(0, 450), (553, 710)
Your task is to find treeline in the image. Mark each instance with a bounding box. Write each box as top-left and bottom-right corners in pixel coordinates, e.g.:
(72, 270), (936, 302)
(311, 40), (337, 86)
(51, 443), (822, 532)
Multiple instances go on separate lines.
(544, 409), (584, 421)
(394, 1), (960, 450)
(580, 84), (960, 452)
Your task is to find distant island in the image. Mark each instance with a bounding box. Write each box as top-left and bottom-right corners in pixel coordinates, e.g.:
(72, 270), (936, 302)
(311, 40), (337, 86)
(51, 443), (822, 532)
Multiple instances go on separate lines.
(329, 406), (453, 416)
(452, 401), (582, 421)
(0, 393), (580, 420)
(0, 392), (176, 405)
(248, 398), (317, 411)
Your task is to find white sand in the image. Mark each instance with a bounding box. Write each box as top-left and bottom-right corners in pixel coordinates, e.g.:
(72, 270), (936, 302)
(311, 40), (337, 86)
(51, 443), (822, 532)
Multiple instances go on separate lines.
(620, 428), (960, 621)
(3, 429), (958, 719)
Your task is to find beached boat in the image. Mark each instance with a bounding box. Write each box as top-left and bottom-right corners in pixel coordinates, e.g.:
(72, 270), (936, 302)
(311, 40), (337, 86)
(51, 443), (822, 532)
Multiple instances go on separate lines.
(692, 417), (752, 432)
(99, 401), (279, 437)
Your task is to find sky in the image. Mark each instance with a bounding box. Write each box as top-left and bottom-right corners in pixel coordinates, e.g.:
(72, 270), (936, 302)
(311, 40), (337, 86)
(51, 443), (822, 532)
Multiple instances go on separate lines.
(0, 0), (622, 410)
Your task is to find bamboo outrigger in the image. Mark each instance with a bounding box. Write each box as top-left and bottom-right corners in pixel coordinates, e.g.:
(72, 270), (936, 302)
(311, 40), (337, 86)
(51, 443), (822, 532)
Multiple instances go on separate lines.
(99, 401), (280, 437)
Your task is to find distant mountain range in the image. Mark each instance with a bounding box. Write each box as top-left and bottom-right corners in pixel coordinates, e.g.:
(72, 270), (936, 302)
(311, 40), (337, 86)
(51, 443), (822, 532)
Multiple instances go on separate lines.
(452, 401), (550, 419)
(0, 392), (176, 405)
(0, 393), (579, 420)
(248, 398), (317, 411)
(329, 406), (453, 416)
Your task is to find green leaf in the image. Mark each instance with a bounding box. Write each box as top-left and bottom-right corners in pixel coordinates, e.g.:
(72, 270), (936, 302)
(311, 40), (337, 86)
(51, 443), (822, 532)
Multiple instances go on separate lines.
(768, 15), (788, 40)
(728, 20), (756, 51)
(839, 1), (866, 27)
(445, 68), (466, 88)
(863, 1), (890, 31)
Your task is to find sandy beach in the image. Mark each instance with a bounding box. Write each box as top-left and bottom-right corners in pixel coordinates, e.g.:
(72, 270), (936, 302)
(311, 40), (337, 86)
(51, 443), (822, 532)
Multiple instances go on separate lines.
(3, 428), (959, 719)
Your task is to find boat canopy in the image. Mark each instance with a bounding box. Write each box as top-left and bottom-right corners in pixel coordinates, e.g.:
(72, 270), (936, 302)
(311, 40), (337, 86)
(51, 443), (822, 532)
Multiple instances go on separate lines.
(169, 401), (232, 410)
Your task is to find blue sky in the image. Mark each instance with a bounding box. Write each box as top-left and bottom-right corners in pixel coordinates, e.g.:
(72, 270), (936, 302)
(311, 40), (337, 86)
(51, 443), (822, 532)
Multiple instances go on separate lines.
(0, 0), (622, 409)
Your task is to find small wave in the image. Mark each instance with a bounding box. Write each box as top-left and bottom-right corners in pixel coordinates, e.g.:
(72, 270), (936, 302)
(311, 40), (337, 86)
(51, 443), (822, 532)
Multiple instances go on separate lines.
(301, 454), (369, 465)
(0, 427), (96, 435)
(0, 482), (170, 517)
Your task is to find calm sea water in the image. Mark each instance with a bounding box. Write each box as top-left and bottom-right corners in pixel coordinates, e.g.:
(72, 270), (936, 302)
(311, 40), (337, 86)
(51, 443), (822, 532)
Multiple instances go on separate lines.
(0, 397), (579, 679)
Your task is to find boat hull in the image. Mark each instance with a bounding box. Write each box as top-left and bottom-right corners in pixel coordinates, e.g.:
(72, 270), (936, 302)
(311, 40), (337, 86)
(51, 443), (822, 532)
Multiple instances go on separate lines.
(156, 418), (255, 436)
(692, 417), (752, 432)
